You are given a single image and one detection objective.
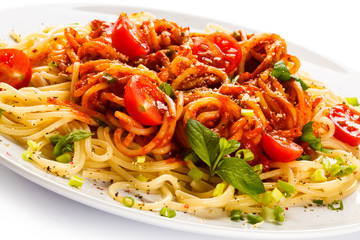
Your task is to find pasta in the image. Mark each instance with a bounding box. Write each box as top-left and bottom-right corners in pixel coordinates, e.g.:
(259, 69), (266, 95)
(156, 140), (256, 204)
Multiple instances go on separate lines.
(1, 12), (359, 223)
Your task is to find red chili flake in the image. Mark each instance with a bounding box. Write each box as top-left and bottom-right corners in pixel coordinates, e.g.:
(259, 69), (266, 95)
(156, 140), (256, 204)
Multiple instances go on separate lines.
(184, 204), (189, 209)
(6, 152), (11, 156)
(125, 189), (131, 193)
(97, 187), (104, 191)
(32, 49), (37, 53)
(69, 161), (74, 165)
(354, 171), (357, 175)
(285, 207), (289, 210)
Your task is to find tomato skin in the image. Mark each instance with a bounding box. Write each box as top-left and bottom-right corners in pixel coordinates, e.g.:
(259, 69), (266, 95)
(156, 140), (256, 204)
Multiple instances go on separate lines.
(191, 32), (242, 74)
(0, 49), (32, 89)
(262, 133), (303, 162)
(329, 104), (360, 146)
(124, 75), (165, 126)
(111, 16), (150, 59)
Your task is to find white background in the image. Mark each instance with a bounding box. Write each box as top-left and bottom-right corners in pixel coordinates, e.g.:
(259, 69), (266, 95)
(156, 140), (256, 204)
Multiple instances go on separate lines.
(0, 0), (360, 240)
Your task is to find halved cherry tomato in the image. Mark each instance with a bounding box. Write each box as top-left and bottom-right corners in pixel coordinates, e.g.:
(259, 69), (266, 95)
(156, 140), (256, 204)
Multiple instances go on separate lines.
(124, 75), (166, 126)
(329, 104), (360, 146)
(191, 32), (242, 74)
(0, 49), (31, 89)
(111, 15), (150, 59)
(262, 133), (303, 162)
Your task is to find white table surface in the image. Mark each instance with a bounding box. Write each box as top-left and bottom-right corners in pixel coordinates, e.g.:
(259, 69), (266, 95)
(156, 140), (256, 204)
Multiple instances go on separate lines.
(0, 0), (359, 239)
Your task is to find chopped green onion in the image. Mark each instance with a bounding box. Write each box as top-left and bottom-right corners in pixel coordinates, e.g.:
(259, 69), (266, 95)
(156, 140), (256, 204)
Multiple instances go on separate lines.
(122, 196), (135, 208)
(273, 205), (285, 222)
(27, 140), (40, 151)
(0, 108), (3, 118)
(253, 164), (263, 175)
(213, 183), (225, 197)
(160, 206), (176, 218)
(48, 61), (59, 68)
(241, 109), (254, 117)
(102, 72), (118, 83)
(187, 168), (204, 182)
(21, 150), (33, 161)
(68, 175), (84, 189)
(261, 206), (275, 222)
(261, 206), (284, 223)
(310, 169), (327, 182)
(234, 149), (254, 162)
(136, 155), (146, 163)
(346, 97), (359, 106)
(246, 213), (263, 224)
(230, 209), (244, 221)
(328, 200), (343, 211)
(323, 156), (356, 177)
(312, 199), (324, 205)
(278, 180), (296, 198)
(183, 151), (200, 163)
(261, 191), (273, 206)
(230, 75), (239, 84)
(271, 187), (284, 202)
(135, 174), (148, 182)
(55, 153), (72, 163)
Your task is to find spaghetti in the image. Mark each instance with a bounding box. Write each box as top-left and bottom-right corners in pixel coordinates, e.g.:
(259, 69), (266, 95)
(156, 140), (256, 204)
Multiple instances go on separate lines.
(0, 12), (359, 223)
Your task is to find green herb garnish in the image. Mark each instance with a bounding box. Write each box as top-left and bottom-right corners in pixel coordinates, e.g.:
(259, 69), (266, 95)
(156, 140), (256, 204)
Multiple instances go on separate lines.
(50, 130), (93, 157)
(270, 60), (308, 90)
(300, 121), (332, 153)
(159, 82), (175, 98)
(186, 119), (265, 202)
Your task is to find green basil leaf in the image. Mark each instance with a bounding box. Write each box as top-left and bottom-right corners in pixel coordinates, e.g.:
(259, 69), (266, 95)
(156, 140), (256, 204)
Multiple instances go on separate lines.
(270, 60), (292, 81)
(211, 138), (240, 175)
(186, 119), (220, 167)
(300, 121), (332, 153)
(292, 76), (309, 91)
(159, 82), (174, 98)
(216, 157), (265, 202)
(271, 60), (308, 90)
(53, 130), (93, 157)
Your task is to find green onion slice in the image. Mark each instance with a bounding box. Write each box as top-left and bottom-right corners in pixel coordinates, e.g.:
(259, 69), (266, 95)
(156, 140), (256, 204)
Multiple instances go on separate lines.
(213, 183), (225, 197)
(136, 155), (146, 163)
(346, 97), (359, 106)
(122, 196), (135, 208)
(234, 149), (254, 162)
(68, 175), (84, 189)
(21, 150), (33, 161)
(312, 199), (324, 205)
(187, 167), (204, 182)
(278, 180), (296, 197)
(160, 207), (176, 218)
(328, 200), (343, 211)
(246, 213), (263, 224)
(230, 209), (244, 221)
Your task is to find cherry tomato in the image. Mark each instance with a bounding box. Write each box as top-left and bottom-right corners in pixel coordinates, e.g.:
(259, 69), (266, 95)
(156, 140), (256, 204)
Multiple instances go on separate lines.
(111, 15), (150, 59)
(262, 133), (303, 162)
(0, 49), (31, 89)
(124, 75), (166, 126)
(329, 104), (360, 146)
(191, 32), (242, 74)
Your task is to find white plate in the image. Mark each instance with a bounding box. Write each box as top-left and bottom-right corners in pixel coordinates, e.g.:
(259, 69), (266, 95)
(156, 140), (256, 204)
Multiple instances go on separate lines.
(1, 3), (360, 239)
